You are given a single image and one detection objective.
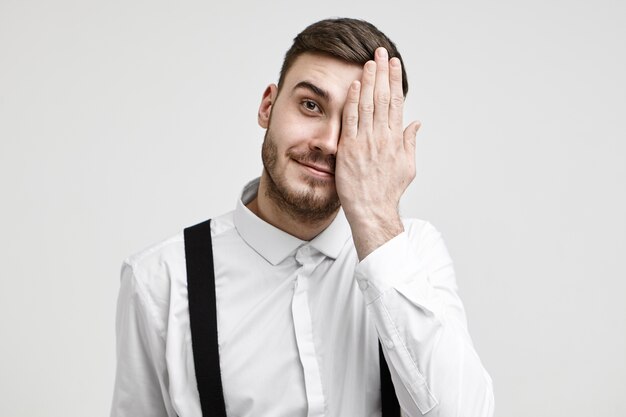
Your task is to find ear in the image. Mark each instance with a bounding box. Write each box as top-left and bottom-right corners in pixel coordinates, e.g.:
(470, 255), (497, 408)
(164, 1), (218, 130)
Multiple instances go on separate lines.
(258, 84), (278, 129)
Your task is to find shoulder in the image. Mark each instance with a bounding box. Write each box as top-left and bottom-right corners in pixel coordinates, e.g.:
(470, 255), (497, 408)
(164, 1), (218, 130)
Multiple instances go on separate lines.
(124, 211), (235, 271)
(120, 232), (186, 322)
(123, 231), (184, 281)
(399, 217), (455, 275)
(401, 217), (444, 244)
(120, 211), (236, 308)
(399, 217), (452, 262)
(125, 232), (183, 270)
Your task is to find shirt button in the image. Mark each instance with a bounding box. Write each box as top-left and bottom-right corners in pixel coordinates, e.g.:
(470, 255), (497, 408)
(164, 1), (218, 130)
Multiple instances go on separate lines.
(358, 279), (369, 290)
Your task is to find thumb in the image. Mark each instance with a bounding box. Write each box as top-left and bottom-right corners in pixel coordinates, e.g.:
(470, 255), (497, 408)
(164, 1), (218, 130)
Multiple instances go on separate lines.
(403, 120), (421, 152)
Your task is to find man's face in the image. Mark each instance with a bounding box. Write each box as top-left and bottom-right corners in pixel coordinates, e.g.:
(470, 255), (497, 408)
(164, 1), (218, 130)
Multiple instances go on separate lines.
(258, 53), (363, 222)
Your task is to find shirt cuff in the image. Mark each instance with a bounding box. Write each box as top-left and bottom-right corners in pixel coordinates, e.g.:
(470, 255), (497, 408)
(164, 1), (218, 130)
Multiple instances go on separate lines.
(354, 232), (441, 316)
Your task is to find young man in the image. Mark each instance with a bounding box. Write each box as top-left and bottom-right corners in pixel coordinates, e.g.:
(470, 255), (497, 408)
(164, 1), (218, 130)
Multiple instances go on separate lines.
(111, 18), (494, 417)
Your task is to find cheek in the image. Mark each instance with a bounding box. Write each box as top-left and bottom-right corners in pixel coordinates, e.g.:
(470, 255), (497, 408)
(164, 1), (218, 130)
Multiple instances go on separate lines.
(270, 114), (313, 151)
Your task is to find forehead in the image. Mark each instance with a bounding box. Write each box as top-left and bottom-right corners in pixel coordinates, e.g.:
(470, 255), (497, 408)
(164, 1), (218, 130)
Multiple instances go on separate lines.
(282, 53), (363, 101)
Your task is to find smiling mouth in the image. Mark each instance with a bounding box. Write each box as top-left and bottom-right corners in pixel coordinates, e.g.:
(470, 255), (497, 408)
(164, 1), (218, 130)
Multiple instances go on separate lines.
(294, 159), (335, 177)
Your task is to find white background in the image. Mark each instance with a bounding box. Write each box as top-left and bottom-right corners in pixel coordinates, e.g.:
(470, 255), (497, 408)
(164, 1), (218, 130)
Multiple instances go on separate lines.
(1, 0), (624, 416)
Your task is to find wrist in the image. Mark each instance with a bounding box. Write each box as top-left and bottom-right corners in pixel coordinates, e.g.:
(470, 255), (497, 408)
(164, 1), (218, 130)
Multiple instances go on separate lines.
(345, 208), (404, 260)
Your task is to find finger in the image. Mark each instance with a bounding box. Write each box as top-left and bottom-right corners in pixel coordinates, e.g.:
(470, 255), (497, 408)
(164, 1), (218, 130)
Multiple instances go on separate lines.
(403, 120), (421, 152)
(389, 57), (405, 131)
(341, 80), (361, 141)
(373, 47), (390, 127)
(358, 60), (376, 133)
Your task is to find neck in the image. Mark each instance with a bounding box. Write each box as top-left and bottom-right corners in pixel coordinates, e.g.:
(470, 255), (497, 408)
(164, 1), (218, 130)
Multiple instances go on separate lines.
(246, 174), (338, 241)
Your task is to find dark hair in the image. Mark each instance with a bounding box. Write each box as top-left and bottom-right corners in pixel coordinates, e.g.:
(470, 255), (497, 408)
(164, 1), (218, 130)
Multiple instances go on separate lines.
(278, 18), (409, 97)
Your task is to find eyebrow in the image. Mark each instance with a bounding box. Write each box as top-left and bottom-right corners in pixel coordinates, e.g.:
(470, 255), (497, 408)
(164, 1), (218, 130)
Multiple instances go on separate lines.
(293, 81), (330, 102)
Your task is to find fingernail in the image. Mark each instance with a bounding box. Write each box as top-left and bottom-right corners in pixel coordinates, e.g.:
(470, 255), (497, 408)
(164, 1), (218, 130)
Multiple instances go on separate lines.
(377, 47), (388, 59)
(390, 57), (401, 68)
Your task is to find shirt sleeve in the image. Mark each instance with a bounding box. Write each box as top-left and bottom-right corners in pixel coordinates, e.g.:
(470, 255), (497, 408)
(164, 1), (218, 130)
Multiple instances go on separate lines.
(110, 262), (175, 417)
(354, 221), (494, 417)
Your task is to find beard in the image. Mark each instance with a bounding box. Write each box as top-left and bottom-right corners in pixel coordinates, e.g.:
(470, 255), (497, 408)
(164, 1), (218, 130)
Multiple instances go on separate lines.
(261, 129), (340, 224)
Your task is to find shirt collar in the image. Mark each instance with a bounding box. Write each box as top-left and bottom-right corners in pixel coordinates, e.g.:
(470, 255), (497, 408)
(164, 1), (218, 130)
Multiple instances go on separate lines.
(234, 178), (352, 265)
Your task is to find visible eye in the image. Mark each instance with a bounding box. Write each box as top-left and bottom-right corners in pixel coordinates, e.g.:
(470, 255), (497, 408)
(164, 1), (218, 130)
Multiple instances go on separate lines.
(301, 99), (321, 113)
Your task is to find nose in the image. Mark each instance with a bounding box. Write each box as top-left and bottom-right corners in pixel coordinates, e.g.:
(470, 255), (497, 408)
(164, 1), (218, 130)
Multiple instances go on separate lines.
(309, 117), (341, 155)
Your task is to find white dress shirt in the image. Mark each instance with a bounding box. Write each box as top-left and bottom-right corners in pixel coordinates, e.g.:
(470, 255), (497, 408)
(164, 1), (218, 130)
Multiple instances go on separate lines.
(111, 178), (494, 417)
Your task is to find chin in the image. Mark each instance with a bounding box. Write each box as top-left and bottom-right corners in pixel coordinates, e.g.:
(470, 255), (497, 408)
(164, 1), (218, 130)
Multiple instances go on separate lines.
(298, 174), (335, 190)
(273, 176), (341, 222)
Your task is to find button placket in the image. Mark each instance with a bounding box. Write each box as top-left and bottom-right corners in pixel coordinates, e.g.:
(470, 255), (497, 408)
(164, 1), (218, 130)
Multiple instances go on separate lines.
(291, 245), (326, 417)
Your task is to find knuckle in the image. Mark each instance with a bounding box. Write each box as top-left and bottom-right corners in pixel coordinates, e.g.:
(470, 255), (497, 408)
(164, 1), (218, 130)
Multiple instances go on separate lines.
(344, 114), (359, 126)
(375, 93), (390, 106)
(390, 70), (403, 82)
(359, 103), (374, 114)
(390, 95), (404, 108)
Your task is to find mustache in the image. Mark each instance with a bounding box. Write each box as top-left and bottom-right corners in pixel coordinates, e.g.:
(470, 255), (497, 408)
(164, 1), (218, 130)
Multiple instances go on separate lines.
(287, 150), (336, 174)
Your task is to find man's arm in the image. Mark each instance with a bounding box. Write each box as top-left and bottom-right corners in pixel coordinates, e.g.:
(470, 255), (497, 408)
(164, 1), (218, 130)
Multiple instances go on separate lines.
(110, 262), (172, 417)
(336, 47), (494, 416)
(355, 222), (494, 416)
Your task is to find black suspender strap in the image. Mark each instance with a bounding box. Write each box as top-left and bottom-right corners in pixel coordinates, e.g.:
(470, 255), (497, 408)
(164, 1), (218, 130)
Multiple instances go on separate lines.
(184, 219), (401, 416)
(184, 219), (227, 417)
(379, 343), (401, 416)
